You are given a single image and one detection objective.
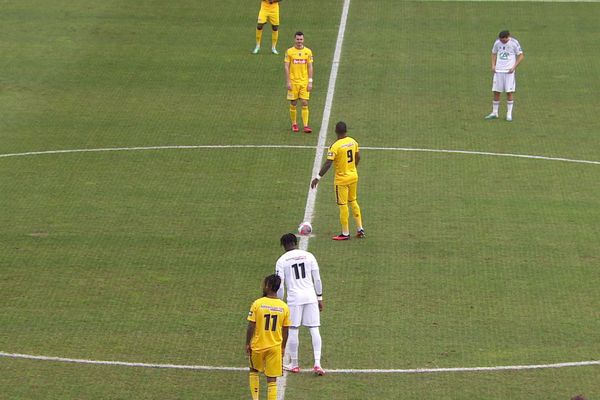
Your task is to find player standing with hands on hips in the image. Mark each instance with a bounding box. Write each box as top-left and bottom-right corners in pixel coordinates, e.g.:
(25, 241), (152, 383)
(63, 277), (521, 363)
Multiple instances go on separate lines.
(276, 233), (325, 375)
(485, 30), (524, 122)
(311, 121), (365, 240)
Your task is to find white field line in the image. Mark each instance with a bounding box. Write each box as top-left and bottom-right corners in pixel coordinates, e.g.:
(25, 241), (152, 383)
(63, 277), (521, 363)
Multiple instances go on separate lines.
(1, 352), (599, 374)
(298, 0), (352, 252)
(279, 1), (352, 398)
(2, 145), (600, 166)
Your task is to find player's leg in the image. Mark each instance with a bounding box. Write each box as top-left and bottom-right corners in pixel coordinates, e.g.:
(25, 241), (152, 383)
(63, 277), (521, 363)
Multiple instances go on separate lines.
(254, 23), (265, 54)
(333, 185), (351, 240)
(485, 73), (501, 119)
(271, 25), (279, 54)
(249, 370), (260, 400)
(270, 11), (280, 54)
(264, 346), (283, 400)
(302, 302), (325, 375)
(288, 96), (299, 132)
(285, 305), (302, 371)
(267, 377), (278, 400)
(254, 8), (268, 54)
(505, 74), (516, 121)
(286, 327), (300, 370)
(300, 96), (311, 133)
(249, 352), (263, 400)
(348, 182), (365, 237)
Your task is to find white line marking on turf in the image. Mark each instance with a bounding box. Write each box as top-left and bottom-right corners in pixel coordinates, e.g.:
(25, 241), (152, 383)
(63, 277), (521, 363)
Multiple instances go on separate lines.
(2, 145), (600, 166)
(1, 352), (599, 374)
(299, 0), (352, 251)
(280, 1), (352, 398)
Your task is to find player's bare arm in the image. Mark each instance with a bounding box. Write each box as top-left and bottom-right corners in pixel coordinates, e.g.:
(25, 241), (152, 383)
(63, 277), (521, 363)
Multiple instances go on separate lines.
(307, 62), (313, 92)
(282, 326), (289, 352)
(491, 53), (497, 73)
(355, 151), (361, 167)
(246, 321), (256, 356)
(284, 62), (292, 90)
(509, 53), (524, 73)
(311, 159), (333, 188)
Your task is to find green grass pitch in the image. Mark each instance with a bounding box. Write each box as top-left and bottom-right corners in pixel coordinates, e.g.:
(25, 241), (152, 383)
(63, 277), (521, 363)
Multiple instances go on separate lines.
(1, 0), (599, 399)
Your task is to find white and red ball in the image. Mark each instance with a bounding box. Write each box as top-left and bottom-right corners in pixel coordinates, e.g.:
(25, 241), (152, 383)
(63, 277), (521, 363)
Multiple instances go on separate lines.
(297, 222), (312, 236)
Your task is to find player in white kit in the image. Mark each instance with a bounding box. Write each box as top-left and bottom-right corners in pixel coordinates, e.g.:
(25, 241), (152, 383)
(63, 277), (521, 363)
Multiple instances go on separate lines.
(485, 30), (524, 121)
(275, 233), (325, 376)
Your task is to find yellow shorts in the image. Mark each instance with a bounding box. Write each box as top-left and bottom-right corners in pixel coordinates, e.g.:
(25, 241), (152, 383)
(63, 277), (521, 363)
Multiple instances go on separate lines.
(258, 5), (279, 26)
(249, 346), (283, 378)
(335, 181), (358, 205)
(287, 82), (310, 101)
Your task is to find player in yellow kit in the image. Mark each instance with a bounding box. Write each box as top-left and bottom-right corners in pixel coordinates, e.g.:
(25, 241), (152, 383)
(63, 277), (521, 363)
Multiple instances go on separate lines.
(311, 121), (365, 240)
(246, 274), (291, 400)
(284, 31), (314, 133)
(253, 0), (282, 55)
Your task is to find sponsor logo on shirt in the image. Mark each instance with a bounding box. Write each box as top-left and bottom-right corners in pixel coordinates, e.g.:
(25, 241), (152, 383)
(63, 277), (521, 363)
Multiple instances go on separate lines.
(261, 305), (284, 312)
(293, 59), (307, 64)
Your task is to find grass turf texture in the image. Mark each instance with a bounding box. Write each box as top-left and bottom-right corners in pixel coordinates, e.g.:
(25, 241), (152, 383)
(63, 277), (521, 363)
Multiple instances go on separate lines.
(1, 0), (599, 399)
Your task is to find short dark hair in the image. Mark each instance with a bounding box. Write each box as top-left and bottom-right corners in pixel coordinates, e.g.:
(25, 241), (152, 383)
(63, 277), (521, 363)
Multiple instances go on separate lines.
(280, 233), (298, 248)
(295, 31), (304, 37)
(264, 274), (282, 292)
(498, 30), (510, 39)
(335, 121), (347, 134)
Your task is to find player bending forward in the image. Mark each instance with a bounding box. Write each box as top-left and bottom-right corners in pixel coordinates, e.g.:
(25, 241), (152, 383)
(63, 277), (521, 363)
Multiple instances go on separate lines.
(275, 233), (325, 375)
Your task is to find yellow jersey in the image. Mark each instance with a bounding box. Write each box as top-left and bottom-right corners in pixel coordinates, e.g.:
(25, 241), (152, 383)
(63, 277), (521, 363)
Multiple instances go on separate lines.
(261, 0), (279, 11)
(247, 296), (291, 352)
(327, 136), (359, 185)
(285, 46), (313, 84)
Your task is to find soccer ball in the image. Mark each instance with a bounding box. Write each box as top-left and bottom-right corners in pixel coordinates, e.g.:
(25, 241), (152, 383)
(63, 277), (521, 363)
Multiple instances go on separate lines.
(297, 222), (312, 236)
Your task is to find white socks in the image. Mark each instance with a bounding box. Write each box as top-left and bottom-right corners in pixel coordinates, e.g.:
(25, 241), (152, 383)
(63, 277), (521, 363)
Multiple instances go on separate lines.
(286, 326), (322, 367)
(309, 327), (322, 367)
(492, 101), (500, 116)
(492, 100), (514, 119)
(507, 100), (514, 119)
(287, 328), (300, 367)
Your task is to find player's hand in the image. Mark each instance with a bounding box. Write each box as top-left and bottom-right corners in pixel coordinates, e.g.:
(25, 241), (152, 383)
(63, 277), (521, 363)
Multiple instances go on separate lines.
(491, 67), (496, 73)
(318, 300), (323, 312)
(246, 344), (252, 356)
(307, 82), (313, 92)
(508, 67), (515, 73)
(286, 82), (292, 90)
(310, 177), (320, 189)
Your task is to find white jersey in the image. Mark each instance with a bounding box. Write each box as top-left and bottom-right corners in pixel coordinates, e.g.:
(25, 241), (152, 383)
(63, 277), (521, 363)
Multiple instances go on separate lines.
(492, 38), (523, 73)
(275, 249), (321, 306)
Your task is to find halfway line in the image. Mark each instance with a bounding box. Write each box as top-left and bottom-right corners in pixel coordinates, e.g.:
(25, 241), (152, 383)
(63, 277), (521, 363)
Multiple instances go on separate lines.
(1, 352), (598, 374)
(2, 145), (600, 166)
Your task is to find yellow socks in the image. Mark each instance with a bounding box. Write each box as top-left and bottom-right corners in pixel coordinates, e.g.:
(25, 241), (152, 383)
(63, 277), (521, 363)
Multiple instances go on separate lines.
(339, 204), (350, 235)
(256, 28), (263, 47)
(349, 200), (363, 230)
(301, 105), (309, 126)
(271, 30), (279, 49)
(249, 372), (259, 400)
(290, 105), (297, 124)
(267, 381), (277, 400)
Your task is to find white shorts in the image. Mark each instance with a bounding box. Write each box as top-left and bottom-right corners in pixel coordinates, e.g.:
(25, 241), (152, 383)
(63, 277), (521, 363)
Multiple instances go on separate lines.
(288, 303), (320, 327)
(492, 72), (516, 93)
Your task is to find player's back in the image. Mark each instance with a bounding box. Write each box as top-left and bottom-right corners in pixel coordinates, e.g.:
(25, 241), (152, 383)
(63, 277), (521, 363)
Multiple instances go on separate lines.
(275, 249), (319, 305)
(329, 136), (359, 185)
(248, 296), (290, 351)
